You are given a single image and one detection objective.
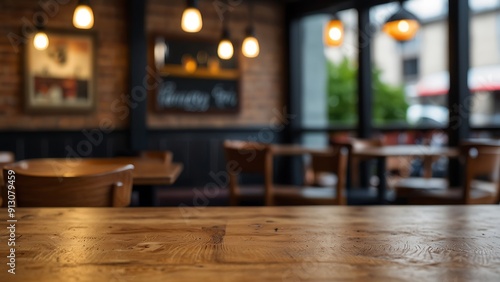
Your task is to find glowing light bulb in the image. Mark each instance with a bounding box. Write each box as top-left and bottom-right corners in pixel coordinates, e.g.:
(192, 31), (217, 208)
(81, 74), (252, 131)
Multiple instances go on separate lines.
(181, 8), (203, 33)
(34, 31), (49, 50)
(329, 27), (342, 41)
(217, 39), (233, 60)
(324, 19), (343, 46)
(398, 20), (410, 33)
(73, 4), (94, 29)
(242, 36), (259, 58)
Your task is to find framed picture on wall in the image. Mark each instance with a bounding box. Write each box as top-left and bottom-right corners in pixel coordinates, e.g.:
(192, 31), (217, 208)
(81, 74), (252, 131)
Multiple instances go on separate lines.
(24, 30), (96, 113)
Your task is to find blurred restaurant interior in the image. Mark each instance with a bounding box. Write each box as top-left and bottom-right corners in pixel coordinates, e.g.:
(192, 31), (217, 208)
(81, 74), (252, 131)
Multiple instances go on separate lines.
(1, 0), (499, 205)
(1, 0), (500, 280)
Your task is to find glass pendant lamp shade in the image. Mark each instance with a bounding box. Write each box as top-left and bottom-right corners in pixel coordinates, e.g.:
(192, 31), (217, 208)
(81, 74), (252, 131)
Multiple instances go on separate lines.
(181, 0), (203, 33)
(383, 6), (419, 41)
(73, 0), (94, 29)
(218, 40), (234, 60)
(34, 31), (49, 50)
(218, 28), (233, 60)
(324, 17), (344, 46)
(242, 27), (259, 58)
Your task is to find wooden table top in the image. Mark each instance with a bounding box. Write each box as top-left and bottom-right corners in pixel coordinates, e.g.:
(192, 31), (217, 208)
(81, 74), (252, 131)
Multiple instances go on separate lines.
(3, 158), (183, 186)
(1, 206), (498, 281)
(271, 144), (334, 155)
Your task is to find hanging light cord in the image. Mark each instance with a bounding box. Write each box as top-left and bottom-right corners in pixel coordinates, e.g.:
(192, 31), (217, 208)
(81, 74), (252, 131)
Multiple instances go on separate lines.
(248, 0), (254, 26)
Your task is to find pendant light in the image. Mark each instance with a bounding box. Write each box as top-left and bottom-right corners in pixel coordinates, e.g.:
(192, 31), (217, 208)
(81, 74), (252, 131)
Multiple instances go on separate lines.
(383, 0), (419, 41)
(33, 27), (49, 51)
(217, 27), (233, 60)
(242, 3), (259, 58)
(33, 14), (48, 51)
(324, 15), (343, 47)
(181, 0), (203, 33)
(73, 0), (94, 29)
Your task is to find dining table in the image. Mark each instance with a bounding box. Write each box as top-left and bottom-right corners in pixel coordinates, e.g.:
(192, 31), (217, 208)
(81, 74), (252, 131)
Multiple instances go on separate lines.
(352, 145), (460, 203)
(0, 205), (499, 281)
(271, 144), (460, 204)
(2, 158), (183, 206)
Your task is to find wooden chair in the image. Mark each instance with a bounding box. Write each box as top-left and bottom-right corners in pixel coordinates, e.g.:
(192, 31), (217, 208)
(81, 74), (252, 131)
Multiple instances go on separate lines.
(394, 142), (495, 198)
(0, 151), (14, 166)
(396, 144), (500, 204)
(2, 162), (134, 207)
(330, 138), (382, 188)
(273, 145), (349, 205)
(0, 152), (15, 206)
(139, 151), (173, 164)
(223, 140), (273, 206)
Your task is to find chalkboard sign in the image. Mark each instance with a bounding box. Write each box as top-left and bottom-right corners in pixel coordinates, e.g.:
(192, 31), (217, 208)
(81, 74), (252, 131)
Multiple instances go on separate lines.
(157, 76), (238, 112)
(152, 36), (240, 113)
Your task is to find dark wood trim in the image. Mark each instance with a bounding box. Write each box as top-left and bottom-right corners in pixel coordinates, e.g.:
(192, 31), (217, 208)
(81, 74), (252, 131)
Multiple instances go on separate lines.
(448, 0), (470, 186)
(356, 5), (373, 139)
(286, 0), (393, 19)
(128, 0), (148, 151)
(356, 4), (373, 188)
(286, 11), (303, 143)
(448, 0), (471, 145)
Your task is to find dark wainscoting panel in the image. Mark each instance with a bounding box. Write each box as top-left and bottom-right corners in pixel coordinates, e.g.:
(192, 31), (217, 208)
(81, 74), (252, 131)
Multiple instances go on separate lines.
(0, 130), (129, 160)
(0, 128), (286, 188)
(148, 128), (284, 187)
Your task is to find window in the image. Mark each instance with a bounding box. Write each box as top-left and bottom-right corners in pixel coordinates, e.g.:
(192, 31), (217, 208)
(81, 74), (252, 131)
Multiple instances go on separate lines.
(299, 9), (359, 130)
(469, 0), (500, 126)
(371, 0), (449, 127)
(403, 57), (419, 79)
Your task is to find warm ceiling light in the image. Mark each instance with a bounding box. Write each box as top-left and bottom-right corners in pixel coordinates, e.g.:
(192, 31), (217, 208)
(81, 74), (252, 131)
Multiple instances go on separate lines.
(181, 0), (203, 33)
(383, 3), (420, 41)
(73, 0), (94, 29)
(324, 17), (344, 47)
(218, 28), (233, 60)
(242, 27), (259, 58)
(34, 30), (49, 50)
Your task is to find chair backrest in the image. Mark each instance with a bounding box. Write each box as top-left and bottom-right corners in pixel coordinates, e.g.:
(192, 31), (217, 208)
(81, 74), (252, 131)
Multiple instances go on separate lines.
(223, 140), (273, 205)
(0, 151), (14, 167)
(309, 145), (349, 204)
(139, 151), (173, 164)
(223, 140), (272, 173)
(330, 137), (382, 188)
(350, 137), (383, 150)
(2, 162), (134, 207)
(461, 144), (500, 204)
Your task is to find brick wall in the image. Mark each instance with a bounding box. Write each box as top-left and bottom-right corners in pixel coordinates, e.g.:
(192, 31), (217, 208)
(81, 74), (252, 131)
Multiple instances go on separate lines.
(0, 0), (129, 130)
(146, 0), (285, 128)
(0, 0), (285, 130)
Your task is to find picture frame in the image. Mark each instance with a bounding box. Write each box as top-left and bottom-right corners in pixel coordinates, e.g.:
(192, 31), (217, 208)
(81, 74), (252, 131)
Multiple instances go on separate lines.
(24, 30), (96, 113)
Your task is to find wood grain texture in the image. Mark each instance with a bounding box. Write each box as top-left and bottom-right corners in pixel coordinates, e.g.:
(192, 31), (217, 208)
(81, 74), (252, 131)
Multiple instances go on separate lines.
(0, 206), (499, 281)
